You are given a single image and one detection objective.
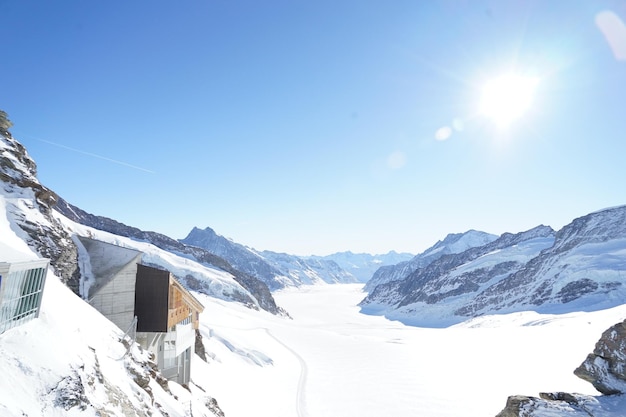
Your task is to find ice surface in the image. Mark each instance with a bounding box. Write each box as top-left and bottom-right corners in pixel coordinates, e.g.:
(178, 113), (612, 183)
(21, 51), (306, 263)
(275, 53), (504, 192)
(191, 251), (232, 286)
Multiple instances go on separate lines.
(192, 284), (626, 417)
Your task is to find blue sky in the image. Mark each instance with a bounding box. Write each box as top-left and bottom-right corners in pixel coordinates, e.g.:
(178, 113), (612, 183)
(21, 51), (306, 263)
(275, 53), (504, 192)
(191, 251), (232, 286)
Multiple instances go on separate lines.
(2, 0), (626, 256)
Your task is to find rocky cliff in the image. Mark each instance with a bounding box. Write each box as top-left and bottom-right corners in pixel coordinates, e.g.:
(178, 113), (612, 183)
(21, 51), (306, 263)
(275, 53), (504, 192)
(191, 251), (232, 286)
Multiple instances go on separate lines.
(1, 130), (81, 292)
(496, 320), (626, 416)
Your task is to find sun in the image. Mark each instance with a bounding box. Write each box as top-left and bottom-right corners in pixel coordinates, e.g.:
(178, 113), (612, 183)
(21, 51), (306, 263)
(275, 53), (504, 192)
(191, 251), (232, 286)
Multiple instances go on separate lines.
(479, 73), (539, 129)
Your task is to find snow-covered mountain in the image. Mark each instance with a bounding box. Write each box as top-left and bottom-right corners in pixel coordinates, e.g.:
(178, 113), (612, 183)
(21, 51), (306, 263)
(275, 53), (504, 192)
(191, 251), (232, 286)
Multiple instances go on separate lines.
(461, 206), (626, 316)
(364, 229), (498, 292)
(181, 226), (359, 289)
(261, 249), (357, 286)
(55, 200), (285, 315)
(1, 128), (229, 416)
(361, 210), (626, 327)
(307, 250), (414, 283)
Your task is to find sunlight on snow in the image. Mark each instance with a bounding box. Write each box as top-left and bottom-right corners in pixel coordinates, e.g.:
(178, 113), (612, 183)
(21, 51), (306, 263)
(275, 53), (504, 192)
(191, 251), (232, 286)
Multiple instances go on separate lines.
(192, 284), (626, 417)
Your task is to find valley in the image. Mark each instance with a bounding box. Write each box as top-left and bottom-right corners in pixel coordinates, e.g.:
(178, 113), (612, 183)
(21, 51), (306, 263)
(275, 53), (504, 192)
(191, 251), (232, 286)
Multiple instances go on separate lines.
(192, 284), (626, 417)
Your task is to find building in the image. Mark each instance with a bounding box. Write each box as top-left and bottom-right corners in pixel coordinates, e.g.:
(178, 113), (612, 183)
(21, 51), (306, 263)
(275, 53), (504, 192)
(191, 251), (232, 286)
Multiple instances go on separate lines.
(79, 237), (204, 385)
(135, 264), (205, 385)
(0, 258), (49, 334)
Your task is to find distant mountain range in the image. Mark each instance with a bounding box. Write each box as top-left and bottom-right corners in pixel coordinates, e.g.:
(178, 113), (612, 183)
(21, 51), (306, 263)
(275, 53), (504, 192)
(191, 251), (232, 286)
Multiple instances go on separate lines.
(360, 207), (626, 327)
(181, 227), (413, 289)
(363, 230), (498, 292)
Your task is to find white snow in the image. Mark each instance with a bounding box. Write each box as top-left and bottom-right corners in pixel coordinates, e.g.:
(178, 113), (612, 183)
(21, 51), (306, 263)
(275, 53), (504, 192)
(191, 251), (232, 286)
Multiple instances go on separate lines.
(0, 196), (37, 261)
(192, 283), (626, 417)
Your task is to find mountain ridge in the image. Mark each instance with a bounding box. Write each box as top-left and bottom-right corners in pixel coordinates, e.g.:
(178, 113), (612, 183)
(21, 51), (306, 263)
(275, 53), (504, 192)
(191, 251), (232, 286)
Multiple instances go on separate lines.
(181, 226), (411, 289)
(361, 211), (626, 327)
(364, 229), (498, 292)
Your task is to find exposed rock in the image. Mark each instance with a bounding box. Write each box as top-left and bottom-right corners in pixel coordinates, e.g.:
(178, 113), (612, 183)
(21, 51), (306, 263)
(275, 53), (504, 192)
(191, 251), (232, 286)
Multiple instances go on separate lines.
(1, 129), (81, 293)
(496, 319), (626, 416)
(574, 320), (626, 395)
(205, 396), (226, 417)
(53, 370), (89, 411)
(496, 393), (600, 417)
(195, 329), (208, 362)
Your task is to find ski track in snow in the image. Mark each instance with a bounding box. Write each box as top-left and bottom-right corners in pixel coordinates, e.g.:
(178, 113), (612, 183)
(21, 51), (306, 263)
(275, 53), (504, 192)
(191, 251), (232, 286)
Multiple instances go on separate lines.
(263, 328), (309, 417)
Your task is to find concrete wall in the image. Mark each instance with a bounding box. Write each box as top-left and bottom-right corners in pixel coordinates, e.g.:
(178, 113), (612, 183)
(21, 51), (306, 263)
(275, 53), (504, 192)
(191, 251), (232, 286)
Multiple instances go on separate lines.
(89, 256), (140, 332)
(79, 237), (142, 332)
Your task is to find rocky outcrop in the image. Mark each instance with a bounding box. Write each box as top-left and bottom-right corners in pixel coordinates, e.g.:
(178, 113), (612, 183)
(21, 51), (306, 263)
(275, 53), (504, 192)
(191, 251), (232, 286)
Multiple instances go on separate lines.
(496, 320), (626, 417)
(1, 129), (81, 293)
(496, 392), (603, 417)
(574, 320), (626, 395)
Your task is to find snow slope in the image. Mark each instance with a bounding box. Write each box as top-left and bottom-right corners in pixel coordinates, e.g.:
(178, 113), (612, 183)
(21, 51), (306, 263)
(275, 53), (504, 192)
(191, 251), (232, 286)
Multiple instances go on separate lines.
(0, 201), (220, 417)
(190, 283), (626, 417)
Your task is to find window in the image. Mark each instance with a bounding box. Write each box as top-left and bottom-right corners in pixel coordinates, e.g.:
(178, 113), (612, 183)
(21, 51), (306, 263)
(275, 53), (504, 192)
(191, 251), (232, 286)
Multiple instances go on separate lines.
(0, 264), (47, 334)
(178, 314), (192, 326)
(163, 338), (177, 370)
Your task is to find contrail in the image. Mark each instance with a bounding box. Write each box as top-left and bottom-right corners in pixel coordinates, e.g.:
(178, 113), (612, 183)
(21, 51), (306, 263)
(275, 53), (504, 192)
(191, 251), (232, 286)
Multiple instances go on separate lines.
(31, 136), (156, 174)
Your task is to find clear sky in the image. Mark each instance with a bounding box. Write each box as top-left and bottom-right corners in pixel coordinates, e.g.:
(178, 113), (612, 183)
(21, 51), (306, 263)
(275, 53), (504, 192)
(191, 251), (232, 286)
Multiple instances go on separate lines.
(2, 0), (626, 256)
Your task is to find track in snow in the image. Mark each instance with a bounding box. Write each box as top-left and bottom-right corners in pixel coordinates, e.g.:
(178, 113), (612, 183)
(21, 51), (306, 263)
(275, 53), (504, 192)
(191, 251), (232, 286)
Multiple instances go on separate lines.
(264, 328), (309, 417)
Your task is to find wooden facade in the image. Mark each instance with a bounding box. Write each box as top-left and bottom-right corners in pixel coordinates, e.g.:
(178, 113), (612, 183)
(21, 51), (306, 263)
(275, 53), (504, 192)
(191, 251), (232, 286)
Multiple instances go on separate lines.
(169, 279), (204, 330)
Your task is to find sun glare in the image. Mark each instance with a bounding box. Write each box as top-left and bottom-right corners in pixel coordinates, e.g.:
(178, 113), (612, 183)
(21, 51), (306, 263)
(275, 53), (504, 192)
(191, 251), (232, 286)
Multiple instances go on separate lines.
(479, 74), (539, 129)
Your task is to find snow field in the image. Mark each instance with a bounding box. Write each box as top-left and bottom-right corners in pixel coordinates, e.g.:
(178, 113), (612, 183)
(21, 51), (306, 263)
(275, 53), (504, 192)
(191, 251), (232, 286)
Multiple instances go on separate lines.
(193, 284), (626, 417)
